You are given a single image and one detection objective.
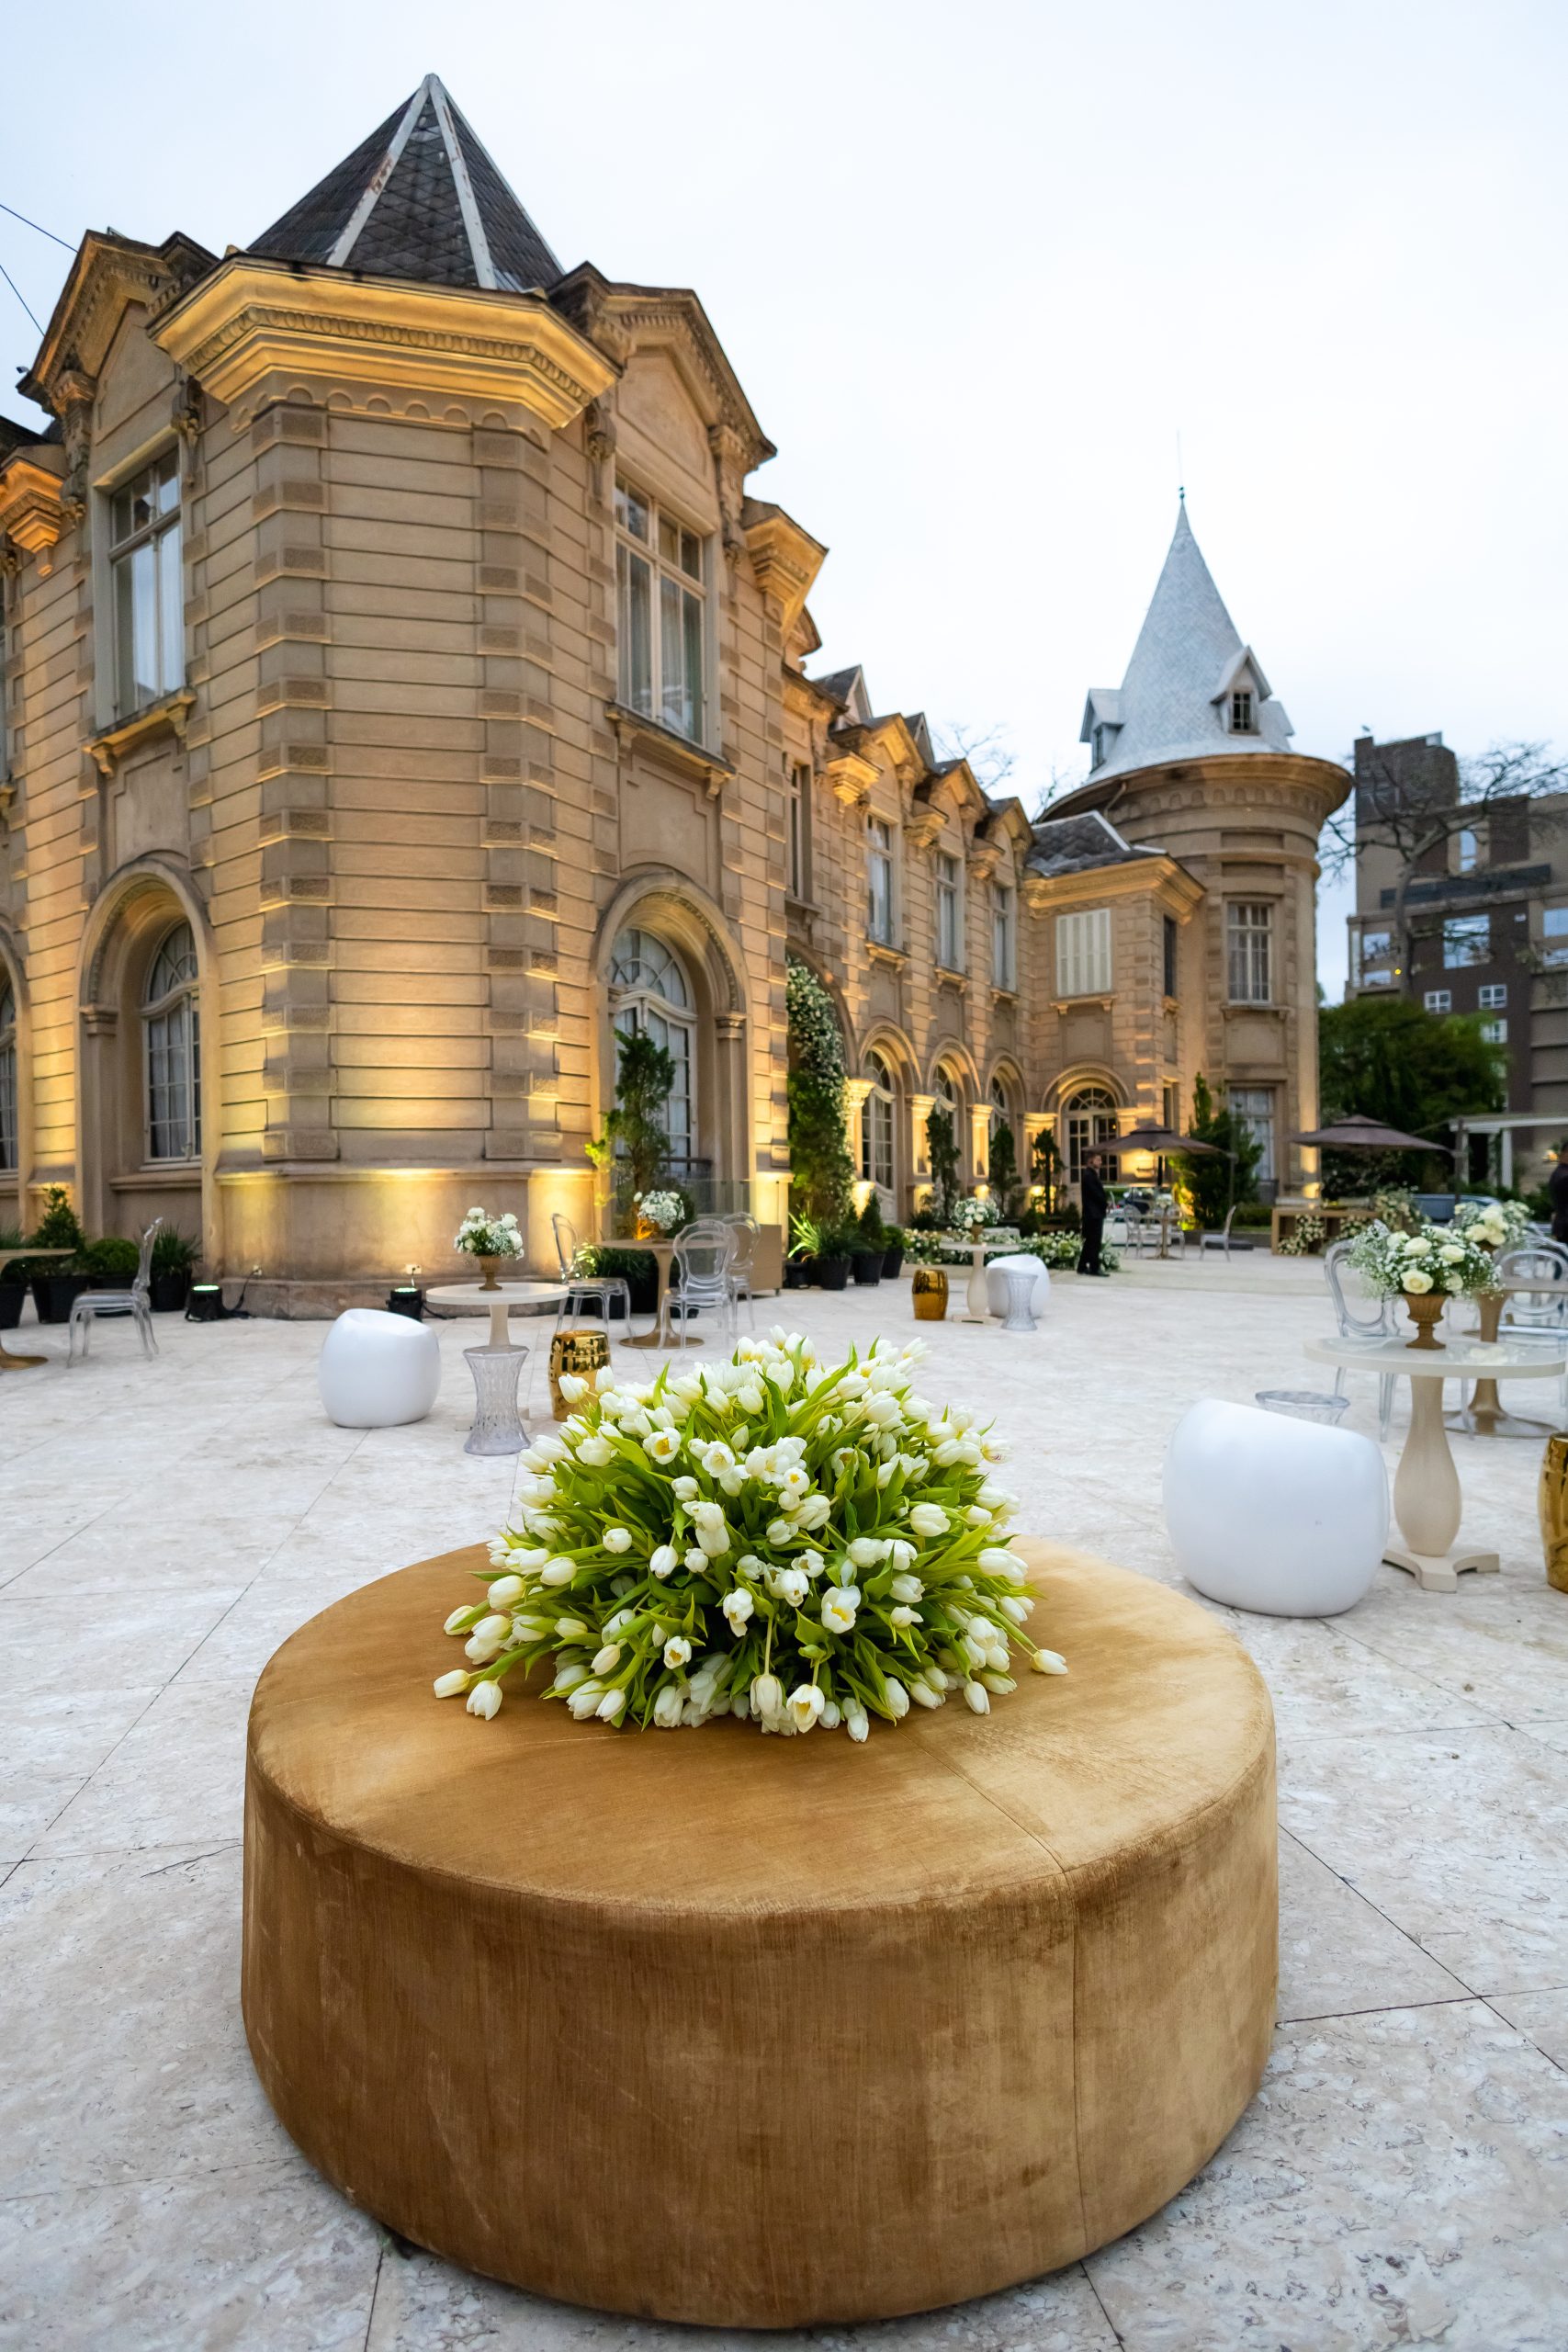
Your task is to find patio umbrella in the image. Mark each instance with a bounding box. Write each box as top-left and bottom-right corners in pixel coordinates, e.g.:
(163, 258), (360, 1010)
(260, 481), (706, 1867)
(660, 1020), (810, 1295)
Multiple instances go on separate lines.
(1291, 1113), (1449, 1154)
(1118, 1123), (1227, 1158)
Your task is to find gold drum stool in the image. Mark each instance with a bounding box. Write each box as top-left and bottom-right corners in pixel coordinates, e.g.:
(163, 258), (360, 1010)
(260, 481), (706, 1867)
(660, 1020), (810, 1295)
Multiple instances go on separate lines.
(911, 1266), (948, 1321)
(548, 1326), (610, 1419)
(1538, 1435), (1568, 1591)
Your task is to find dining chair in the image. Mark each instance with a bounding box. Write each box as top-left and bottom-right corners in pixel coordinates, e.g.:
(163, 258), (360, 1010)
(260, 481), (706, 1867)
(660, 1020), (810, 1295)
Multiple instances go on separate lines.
(1198, 1204), (1239, 1258)
(718, 1211), (760, 1330)
(665, 1225), (738, 1347)
(1322, 1238), (1395, 1439)
(1494, 1243), (1568, 1417)
(68, 1218), (161, 1365)
(551, 1211), (632, 1337)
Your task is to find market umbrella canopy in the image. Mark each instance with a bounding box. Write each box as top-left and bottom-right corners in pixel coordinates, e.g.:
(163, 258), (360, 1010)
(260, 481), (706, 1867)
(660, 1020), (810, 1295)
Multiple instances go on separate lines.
(1291, 1113), (1444, 1153)
(1118, 1123), (1228, 1158)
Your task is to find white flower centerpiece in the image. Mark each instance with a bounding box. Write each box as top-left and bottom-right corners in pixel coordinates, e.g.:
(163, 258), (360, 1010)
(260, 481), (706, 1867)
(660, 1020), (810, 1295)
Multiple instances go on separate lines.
(953, 1193), (999, 1236)
(454, 1205), (523, 1291)
(434, 1329), (1066, 1736)
(1453, 1197), (1532, 1256)
(633, 1189), (686, 1238)
(1347, 1218), (1495, 1350)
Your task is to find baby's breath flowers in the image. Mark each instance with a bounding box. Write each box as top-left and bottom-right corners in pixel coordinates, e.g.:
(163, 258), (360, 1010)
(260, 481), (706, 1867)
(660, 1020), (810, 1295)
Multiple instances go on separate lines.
(433, 1329), (1063, 1739)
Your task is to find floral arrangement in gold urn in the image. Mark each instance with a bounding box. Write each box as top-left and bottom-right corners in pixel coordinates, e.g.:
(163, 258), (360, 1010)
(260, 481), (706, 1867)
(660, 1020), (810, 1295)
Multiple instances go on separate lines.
(1347, 1219), (1497, 1349)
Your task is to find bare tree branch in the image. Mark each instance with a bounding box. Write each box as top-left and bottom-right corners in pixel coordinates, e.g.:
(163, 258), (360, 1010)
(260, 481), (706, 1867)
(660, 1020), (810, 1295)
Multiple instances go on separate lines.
(932, 720), (1016, 792)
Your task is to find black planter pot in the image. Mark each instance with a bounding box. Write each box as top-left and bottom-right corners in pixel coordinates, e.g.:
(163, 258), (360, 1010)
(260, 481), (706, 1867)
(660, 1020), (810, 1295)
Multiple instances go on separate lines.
(32, 1273), (92, 1324)
(0, 1282), (24, 1331)
(150, 1271), (193, 1315)
(852, 1255), (883, 1286)
(783, 1257), (810, 1290)
(882, 1245), (905, 1278)
(815, 1255), (851, 1292)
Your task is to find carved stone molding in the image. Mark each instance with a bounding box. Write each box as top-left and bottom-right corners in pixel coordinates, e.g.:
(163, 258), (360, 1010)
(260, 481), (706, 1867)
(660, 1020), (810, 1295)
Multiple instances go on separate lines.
(85, 689), (197, 777)
(605, 702), (736, 798)
(825, 746), (877, 808)
(583, 396), (616, 464)
(0, 454), (67, 555)
(741, 502), (826, 630)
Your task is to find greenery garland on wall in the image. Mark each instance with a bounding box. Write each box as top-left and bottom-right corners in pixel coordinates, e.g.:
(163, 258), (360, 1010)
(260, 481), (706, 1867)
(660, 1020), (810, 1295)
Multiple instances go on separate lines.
(785, 959), (855, 1227)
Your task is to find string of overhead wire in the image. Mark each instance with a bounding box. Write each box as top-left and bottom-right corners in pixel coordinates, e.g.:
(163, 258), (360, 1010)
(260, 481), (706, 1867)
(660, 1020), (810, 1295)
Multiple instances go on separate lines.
(0, 197), (76, 342)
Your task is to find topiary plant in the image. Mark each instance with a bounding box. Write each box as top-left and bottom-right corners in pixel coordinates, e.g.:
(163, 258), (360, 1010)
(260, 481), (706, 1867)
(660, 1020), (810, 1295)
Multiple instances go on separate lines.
(30, 1186), (85, 1254)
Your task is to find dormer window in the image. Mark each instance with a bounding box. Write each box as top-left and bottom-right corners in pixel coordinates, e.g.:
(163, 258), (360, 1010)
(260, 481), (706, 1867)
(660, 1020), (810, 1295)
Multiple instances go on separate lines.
(1092, 724), (1107, 767)
(1230, 689), (1255, 734)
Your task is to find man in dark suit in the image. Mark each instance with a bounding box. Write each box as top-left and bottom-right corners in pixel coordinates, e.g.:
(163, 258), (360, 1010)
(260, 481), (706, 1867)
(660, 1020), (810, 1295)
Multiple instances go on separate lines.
(1550, 1146), (1568, 1246)
(1078, 1150), (1109, 1274)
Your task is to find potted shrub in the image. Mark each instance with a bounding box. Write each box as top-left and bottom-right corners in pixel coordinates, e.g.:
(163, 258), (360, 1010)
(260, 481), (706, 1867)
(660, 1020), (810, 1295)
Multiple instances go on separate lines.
(150, 1227), (199, 1313)
(814, 1223), (854, 1292)
(80, 1236), (141, 1289)
(576, 1243), (659, 1318)
(785, 1214), (819, 1290)
(0, 1224), (25, 1330)
(881, 1223), (907, 1278)
(852, 1197), (885, 1286)
(27, 1187), (91, 1323)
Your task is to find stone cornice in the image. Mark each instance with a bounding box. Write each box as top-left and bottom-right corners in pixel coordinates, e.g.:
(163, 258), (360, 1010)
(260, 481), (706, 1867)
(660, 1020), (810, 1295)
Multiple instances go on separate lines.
(1050, 749), (1350, 829)
(0, 449), (67, 554)
(825, 745), (878, 808)
(554, 271), (774, 474)
(1023, 854), (1204, 915)
(152, 259), (616, 433)
(740, 502), (826, 632)
(20, 230), (215, 413)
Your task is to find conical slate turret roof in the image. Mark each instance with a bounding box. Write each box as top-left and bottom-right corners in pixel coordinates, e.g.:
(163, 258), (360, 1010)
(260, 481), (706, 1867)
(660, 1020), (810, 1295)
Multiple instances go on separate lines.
(1079, 505), (1292, 779)
(250, 75), (560, 294)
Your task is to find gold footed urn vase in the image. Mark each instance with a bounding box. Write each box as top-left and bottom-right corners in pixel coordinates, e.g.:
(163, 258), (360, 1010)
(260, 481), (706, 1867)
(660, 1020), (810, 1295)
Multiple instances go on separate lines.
(911, 1267), (948, 1322)
(1402, 1292), (1446, 1350)
(476, 1255), (502, 1292)
(550, 1327), (611, 1419)
(1538, 1437), (1568, 1593)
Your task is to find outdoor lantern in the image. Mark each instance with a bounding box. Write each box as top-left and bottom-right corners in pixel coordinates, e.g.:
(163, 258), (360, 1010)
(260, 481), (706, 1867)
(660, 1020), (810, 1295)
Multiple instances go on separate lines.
(186, 1283), (223, 1323)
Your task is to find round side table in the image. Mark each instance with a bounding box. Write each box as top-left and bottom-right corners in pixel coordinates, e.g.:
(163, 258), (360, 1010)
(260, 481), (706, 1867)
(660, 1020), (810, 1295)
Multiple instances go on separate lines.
(243, 1539), (1276, 2327)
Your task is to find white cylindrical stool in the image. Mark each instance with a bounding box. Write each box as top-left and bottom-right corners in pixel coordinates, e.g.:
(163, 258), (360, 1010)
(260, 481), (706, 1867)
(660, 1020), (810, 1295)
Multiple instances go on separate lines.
(985, 1253), (1050, 1318)
(1163, 1396), (1389, 1617)
(318, 1308), (441, 1430)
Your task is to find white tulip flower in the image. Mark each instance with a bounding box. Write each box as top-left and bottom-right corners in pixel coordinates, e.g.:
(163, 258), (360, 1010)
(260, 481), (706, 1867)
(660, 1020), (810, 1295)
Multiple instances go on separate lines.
(555, 1616), (588, 1641)
(558, 1372), (589, 1404)
(908, 1503), (948, 1539)
(884, 1676), (911, 1719)
(890, 1605), (917, 1628)
(820, 1588), (859, 1635)
(567, 1680), (604, 1719)
(649, 1545), (678, 1579)
(653, 1683), (684, 1728)
(750, 1672), (784, 1721)
(592, 1643), (622, 1674)
(1032, 1648), (1068, 1675)
(786, 1683), (825, 1732)
(819, 1699), (841, 1728)
(766, 1517), (794, 1545)
(844, 1701), (870, 1743)
(444, 1607), (476, 1635)
(775, 1567), (809, 1606)
(433, 1669), (469, 1698)
(981, 1672), (1016, 1695)
(977, 1547), (1017, 1574)
(467, 1680), (502, 1720)
(999, 1594), (1033, 1624)
(539, 1558), (576, 1588)
(485, 1576), (525, 1608)
(847, 1536), (888, 1568)
(551, 1662), (590, 1692)
(643, 1429), (682, 1464)
(963, 1679), (991, 1715)
(722, 1589), (755, 1633)
(910, 1681), (942, 1709)
(663, 1634), (694, 1669)
(596, 1688), (627, 1724)
(603, 1526), (632, 1554)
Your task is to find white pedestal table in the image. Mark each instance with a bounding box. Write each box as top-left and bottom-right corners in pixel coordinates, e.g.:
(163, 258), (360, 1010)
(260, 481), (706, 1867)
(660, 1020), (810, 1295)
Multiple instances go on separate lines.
(424, 1280), (572, 1453)
(1305, 1333), (1565, 1591)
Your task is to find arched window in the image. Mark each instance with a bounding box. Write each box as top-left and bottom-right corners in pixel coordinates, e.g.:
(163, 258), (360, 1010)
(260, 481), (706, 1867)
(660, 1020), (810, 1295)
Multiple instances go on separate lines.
(860, 1049), (895, 1193)
(988, 1074), (1012, 1139)
(143, 922), (199, 1161)
(609, 926), (695, 1166)
(0, 981), (16, 1172)
(1063, 1085), (1120, 1182)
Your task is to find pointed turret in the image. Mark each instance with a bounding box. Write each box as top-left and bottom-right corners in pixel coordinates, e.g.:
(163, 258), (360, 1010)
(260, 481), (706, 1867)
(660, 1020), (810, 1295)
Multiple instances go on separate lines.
(250, 75), (559, 294)
(1079, 506), (1292, 779)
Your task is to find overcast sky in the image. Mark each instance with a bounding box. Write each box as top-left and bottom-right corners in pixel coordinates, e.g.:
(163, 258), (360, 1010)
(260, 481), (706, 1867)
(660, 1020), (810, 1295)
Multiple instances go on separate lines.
(6, 0), (1563, 1001)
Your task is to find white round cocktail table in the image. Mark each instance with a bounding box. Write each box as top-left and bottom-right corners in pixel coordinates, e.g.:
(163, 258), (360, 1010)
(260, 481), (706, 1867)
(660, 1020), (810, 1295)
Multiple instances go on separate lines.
(1305, 1334), (1565, 1591)
(423, 1280), (570, 1351)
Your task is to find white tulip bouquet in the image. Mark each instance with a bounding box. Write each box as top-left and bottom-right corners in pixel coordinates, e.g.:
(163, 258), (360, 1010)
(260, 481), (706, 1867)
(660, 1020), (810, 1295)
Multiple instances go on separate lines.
(434, 1329), (1065, 1739)
(1453, 1197), (1532, 1252)
(1347, 1218), (1495, 1297)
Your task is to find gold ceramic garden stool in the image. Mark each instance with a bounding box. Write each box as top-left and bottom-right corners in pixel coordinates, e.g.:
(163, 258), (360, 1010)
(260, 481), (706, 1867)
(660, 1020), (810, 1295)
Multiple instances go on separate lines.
(1538, 1436), (1568, 1592)
(549, 1327), (611, 1419)
(911, 1266), (948, 1322)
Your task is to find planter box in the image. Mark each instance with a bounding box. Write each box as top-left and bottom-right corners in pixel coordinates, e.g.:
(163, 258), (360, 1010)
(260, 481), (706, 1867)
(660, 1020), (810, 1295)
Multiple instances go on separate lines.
(852, 1257), (883, 1286)
(150, 1270), (193, 1314)
(0, 1282), (25, 1331)
(882, 1246), (905, 1278)
(32, 1273), (91, 1324)
(815, 1256), (851, 1292)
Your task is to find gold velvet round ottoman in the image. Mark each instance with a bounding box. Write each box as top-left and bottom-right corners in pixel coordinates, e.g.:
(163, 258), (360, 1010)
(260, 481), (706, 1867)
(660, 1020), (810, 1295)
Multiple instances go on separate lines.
(243, 1539), (1276, 2327)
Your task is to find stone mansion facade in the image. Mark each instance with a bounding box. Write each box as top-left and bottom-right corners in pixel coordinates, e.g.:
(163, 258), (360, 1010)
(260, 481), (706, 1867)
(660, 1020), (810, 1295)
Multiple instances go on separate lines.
(0, 77), (1348, 1302)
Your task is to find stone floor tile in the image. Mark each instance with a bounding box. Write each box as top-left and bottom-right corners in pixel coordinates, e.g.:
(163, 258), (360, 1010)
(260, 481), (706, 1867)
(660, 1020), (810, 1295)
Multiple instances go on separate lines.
(1087, 2000), (1568, 2352)
(0, 1584), (243, 1699)
(0, 1682), (158, 1782)
(1487, 1986), (1568, 2069)
(1277, 1829), (1471, 2022)
(30, 1679), (254, 1856)
(1224, 1613), (1501, 1739)
(1279, 1724), (1568, 1996)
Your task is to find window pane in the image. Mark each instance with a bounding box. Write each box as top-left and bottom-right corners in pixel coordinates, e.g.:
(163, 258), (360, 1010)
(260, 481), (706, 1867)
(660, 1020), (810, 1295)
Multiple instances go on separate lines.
(658, 512), (681, 567)
(617, 545), (652, 714)
(680, 583), (704, 740)
(1442, 915), (1489, 968)
(615, 481), (649, 540)
(659, 573), (702, 737)
(128, 542), (160, 710)
(157, 514), (183, 693)
(0, 1040), (15, 1170)
(680, 528), (702, 581)
(1227, 903), (1272, 1002)
(156, 452), (180, 514)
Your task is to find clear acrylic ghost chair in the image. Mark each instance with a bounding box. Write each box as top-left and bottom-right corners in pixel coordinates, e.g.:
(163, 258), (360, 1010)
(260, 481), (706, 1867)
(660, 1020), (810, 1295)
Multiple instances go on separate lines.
(1495, 1243), (1568, 1418)
(1323, 1238), (1395, 1439)
(68, 1217), (161, 1365)
(665, 1225), (738, 1347)
(551, 1211), (632, 1337)
(718, 1211), (760, 1330)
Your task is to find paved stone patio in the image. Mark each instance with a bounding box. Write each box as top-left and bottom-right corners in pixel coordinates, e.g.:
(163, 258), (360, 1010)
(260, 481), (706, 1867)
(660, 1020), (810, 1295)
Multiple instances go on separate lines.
(2, 1261), (1565, 2350)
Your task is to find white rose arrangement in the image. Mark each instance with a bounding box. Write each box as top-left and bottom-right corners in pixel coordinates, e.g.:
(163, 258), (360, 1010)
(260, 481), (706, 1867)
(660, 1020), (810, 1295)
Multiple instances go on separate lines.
(1453, 1197), (1531, 1253)
(1347, 1218), (1495, 1298)
(454, 1206), (523, 1259)
(633, 1189), (686, 1236)
(434, 1329), (1066, 1738)
(953, 1195), (999, 1235)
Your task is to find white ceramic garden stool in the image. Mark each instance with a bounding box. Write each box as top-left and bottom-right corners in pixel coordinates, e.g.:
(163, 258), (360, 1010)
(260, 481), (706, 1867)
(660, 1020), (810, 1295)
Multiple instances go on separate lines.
(1163, 1396), (1390, 1617)
(985, 1253), (1050, 1318)
(318, 1308), (441, 1430)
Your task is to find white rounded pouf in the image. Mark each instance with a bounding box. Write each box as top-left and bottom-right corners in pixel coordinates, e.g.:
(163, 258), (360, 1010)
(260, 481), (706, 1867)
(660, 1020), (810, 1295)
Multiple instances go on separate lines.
(985, 1253), (1050, 1317)
(318, 1308), (441, 1430)
(1163, 1397), (1389, 1617)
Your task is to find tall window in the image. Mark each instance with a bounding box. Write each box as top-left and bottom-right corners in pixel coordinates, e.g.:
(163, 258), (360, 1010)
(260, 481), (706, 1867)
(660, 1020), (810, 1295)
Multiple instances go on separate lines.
(1163, 913), (1178, 999)
(1481, 1017), (1508, 1046)
(1478, 983), (1507, 1010)
(1453, 826), (1484, 875)
(992, 880), (1016, 989)
(1056, 907), (1111, 997)
(1162, 1081), (1180, 1132)
(936, 852), (963, 969)
(1424, 989), (1452, 1013)
(143, 922), (200, 1162)
(1230, 689), (1255, 732)
(111, 451), (183, 718)
(1541, 907), (1568, 967)
(0, 981), (16, 1171)
(988, 1075), (1012, 1146)
(1063, 1087), (1120, 1181)
(1230, 1087), (1276, 1182)
(1443, 915), (1490, 968)
(615, 479), (705, 742)
(866, 817), (895, 944)
(1227, 902), (1273, 1002)
(860, 1050), (895, 1193)
(786, 762), (810, 899)
(609, 927), (695, 1165)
